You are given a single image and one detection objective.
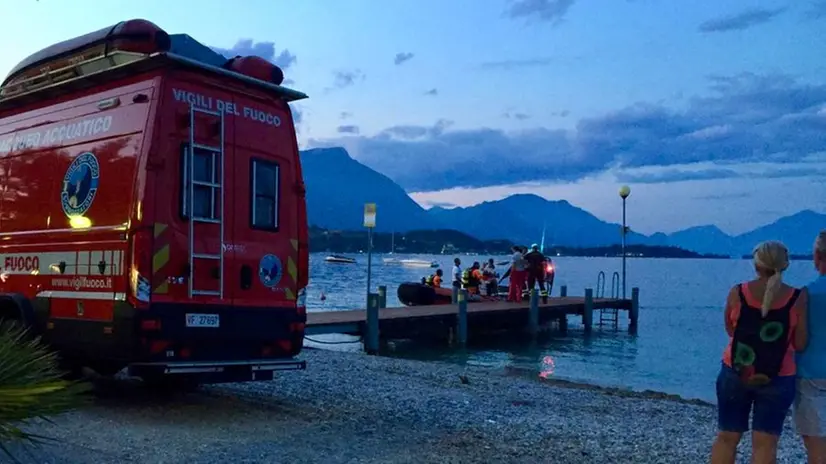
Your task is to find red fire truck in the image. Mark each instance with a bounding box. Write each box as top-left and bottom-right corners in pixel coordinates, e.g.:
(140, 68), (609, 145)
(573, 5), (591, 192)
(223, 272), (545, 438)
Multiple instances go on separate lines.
(0, 19), (310, 387)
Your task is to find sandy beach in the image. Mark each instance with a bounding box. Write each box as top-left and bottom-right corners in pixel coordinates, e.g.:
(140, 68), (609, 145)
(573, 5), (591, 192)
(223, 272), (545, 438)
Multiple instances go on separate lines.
(11, 348), (808, 463)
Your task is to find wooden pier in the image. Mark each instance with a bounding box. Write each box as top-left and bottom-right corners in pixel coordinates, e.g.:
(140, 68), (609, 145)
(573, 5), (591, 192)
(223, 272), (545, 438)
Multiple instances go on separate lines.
(305, 285), (640, 354)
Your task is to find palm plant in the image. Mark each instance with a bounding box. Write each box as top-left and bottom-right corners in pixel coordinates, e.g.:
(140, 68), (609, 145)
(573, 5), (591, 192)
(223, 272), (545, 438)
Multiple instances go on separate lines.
(0, 321), (90, 460)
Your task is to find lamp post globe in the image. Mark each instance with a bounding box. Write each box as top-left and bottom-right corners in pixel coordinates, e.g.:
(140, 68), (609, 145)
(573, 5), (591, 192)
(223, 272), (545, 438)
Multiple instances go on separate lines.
(619, 185), (631, 199)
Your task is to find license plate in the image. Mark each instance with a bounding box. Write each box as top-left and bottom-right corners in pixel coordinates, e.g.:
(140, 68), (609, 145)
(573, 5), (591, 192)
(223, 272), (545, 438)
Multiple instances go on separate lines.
(185, 313), (220, 328)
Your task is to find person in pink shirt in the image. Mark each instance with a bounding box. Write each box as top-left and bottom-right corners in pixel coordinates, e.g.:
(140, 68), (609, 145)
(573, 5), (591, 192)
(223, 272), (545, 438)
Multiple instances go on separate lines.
(506, 245), (527, 302)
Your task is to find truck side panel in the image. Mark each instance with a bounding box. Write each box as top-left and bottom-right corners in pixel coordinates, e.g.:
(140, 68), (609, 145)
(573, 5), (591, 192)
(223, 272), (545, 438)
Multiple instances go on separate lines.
(0, 78), (158, 368)
(0, 81), (154, 233)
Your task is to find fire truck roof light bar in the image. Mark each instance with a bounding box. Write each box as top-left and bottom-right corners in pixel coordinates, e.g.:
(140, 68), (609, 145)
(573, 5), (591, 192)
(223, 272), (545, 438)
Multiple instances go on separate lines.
(0, 51), (308, 105)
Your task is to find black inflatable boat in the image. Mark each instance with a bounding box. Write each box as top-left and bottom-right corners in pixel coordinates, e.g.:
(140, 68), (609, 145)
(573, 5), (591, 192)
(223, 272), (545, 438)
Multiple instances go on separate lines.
(397, 282), (507, 306)
(397, 282), (454, 306)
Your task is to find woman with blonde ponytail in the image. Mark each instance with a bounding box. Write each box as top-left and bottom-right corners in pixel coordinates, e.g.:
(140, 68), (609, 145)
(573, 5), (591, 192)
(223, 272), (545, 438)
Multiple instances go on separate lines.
(794, 230), (826, 464)
(711, 240), (808, 464)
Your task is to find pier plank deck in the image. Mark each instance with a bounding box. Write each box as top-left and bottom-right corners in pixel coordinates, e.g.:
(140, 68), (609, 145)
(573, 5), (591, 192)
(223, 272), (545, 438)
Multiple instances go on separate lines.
(306, 296), (631, 336)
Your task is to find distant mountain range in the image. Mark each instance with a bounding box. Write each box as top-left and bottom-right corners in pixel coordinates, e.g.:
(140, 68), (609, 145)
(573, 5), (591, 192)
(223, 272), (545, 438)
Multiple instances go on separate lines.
(300, 147), (432, 231)
(300, 147), (826, 256)
(310, 226), (721, 259)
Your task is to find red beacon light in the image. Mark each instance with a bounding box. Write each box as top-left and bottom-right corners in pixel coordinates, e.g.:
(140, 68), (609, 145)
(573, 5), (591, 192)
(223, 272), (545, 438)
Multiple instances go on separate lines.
(224, 56), (285, 86)
(106, 19), (172, 54)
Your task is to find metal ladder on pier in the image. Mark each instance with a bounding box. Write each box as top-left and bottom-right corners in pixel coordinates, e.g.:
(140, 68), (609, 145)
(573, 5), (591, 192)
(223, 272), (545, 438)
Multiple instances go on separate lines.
(186, 103), (225, 299)
(596, 271), (621, 328)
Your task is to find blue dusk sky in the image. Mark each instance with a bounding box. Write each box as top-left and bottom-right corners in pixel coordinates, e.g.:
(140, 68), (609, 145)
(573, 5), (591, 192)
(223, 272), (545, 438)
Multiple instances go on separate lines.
(3, 0), (826, 234)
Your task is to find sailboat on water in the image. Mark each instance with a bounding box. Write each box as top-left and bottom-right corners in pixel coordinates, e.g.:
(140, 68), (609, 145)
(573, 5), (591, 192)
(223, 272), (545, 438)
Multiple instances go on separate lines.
(383, 230), (401, 264)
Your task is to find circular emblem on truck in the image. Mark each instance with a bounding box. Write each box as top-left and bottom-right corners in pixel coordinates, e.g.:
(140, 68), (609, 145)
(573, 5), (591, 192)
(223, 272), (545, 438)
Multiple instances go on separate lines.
(258, 254), (283, 288)
(61, 152), (100, 217)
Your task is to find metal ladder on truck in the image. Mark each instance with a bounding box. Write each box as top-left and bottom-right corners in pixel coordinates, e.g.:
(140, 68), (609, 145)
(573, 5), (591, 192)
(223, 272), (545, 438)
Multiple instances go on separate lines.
(596, 271), (621, 328)
(186, 104), (225, 299)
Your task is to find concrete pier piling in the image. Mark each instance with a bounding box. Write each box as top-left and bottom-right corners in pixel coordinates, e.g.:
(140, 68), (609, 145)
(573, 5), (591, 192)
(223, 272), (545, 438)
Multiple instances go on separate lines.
(528, 289), (540, 335)
(377, 285), (387, 308)
(457, 289), (468, 345)
(629, 287), (640, 334)
(583, 288), (594, 333)
(365, 293), (380, 354)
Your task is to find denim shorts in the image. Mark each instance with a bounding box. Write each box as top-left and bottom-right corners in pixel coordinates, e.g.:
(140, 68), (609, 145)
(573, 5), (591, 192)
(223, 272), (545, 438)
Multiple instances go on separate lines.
(716, 363), (796, 436)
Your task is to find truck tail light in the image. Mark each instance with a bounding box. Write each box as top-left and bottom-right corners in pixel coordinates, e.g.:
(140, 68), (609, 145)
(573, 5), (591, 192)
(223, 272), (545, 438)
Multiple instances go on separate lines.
(128, 228), (153, 309)
(296, 287), (307, 315)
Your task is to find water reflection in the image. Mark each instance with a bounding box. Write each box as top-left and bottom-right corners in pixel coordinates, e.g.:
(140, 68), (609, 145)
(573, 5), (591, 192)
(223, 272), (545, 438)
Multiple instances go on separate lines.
(539, 355), (555, 379)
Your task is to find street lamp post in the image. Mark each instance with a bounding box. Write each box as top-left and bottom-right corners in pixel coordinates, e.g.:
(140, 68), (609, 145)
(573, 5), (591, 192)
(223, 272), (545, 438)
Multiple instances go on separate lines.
(619, 185), (631, 299)
(364, 203), (377, 307)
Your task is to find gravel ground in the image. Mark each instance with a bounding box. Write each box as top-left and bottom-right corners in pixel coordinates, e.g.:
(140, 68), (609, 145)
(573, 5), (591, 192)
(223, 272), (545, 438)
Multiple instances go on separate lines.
(9, 348), (809, 463)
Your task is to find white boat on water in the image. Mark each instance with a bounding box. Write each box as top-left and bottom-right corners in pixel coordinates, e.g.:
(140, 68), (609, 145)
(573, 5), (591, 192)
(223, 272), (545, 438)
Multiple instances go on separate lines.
(383, 232), (403, 265)
(399, 259), (439, 268)
(324, 255), (356, 264)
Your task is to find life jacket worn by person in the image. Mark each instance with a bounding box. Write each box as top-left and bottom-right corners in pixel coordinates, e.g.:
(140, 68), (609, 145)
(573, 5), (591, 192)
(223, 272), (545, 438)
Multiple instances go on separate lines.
(425, 274), (442, 288)
(425, 275), (435, 286)
(731, 283), (801, 385)
(462, 268), (480, 291)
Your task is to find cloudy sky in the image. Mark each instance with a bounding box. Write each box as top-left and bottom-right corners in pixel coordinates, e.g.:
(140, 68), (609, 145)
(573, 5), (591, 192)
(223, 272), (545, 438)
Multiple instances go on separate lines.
(4, 0), (826, 235)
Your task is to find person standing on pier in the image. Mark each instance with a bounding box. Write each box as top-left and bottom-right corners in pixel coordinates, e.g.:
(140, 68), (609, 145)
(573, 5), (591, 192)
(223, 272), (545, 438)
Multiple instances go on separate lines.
(710, 240), (808, 464)
(506, 245), (527, 302)
(451, 258), (462, 290)
(544, 256), (555, 296)
(524, 244), (549, 303)
(794, 230), (826, 464)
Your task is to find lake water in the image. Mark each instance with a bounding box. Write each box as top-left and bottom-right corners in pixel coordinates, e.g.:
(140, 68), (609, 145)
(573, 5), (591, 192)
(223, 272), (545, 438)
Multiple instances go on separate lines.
(304, 252), (818, 403)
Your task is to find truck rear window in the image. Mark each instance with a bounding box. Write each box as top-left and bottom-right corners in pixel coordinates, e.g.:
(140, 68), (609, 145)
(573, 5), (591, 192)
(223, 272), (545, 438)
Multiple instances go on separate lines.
(180, 144), (220, 220)
(251, 158), (279, 230)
